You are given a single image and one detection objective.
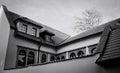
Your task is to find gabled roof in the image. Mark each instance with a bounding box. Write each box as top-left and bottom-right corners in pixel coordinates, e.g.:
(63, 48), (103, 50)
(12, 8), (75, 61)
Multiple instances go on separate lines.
(2, 5), (70, 46)
(58, 18), (120, 46)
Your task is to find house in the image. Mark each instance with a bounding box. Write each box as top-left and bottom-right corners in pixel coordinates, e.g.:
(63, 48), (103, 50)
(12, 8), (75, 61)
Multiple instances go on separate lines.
(0, 5), (120, 73)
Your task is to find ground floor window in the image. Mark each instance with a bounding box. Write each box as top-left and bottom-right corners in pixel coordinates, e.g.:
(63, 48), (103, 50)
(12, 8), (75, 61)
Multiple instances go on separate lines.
(17, 50), (27, 67)
(17, 46), (36, 68)
(77, 51), (84, 57)
(27, 51), (35, 65)
(70, 53), (76, 58)
(41, 54), (47, 63)
(50, 56), (55, 62)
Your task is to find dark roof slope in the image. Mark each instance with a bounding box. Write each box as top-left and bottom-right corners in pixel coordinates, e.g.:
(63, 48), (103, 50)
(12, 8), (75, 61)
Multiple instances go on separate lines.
(58, 18), (120, 46)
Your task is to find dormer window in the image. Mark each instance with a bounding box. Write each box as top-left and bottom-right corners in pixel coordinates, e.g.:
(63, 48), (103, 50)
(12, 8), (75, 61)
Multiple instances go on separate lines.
(21, 24), (27, 33)
(39, 30), (55, 43)
(45, 35), (52, 42)
(32, 28), (37, 36)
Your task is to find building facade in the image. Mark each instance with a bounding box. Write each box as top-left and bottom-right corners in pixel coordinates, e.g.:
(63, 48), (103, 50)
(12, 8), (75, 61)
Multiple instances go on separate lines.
(0, 5), (120, 73)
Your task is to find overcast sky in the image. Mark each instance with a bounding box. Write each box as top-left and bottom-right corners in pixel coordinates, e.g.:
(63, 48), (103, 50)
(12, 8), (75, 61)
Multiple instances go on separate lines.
(0, 0), (120, 36)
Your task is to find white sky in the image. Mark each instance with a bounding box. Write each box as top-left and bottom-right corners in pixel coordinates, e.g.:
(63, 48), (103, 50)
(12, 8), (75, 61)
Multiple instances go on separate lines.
(0, 0), (120, 36)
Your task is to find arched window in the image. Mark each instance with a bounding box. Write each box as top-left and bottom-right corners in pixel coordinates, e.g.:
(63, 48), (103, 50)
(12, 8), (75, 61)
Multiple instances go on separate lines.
(70, 53), (76, 59)
(56, 56), (60, 61)
(77, 51), (84, 57)
(91, 47), (96, 54)
(27, 51), (35, 65)
(18, 50), (26, 67)
(41, 54), (47, 63)
(50, 56), (55, 62)
(61, 56), (65, 60)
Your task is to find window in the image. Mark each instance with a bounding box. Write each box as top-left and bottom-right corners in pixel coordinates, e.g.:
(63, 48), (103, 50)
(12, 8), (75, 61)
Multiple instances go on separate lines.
(91, 47), (96, 54)
(17, 46), (37, 68)
(70, 53), (76, 59)
(61, 56), (65, 60)
(27, 52), (35, 65)
(32, 28), (37, 36)
(21, 24), (27, 33)
(56, 56), (60, 61)
(41, 54), (47, 63)
(50, 56), (55, 62)
(45, 35), (52, 42)
(77, 51), (84, 57)
(17, 50), (26, 67)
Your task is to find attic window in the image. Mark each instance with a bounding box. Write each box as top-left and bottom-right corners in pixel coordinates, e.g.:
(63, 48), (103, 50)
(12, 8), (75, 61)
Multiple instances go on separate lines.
(27, 52), (35, 65)
(45, 35), (52, 42)
(20, 24), (27, 33)
(39, 30), (54, 42)
(32, 28), (37, 36)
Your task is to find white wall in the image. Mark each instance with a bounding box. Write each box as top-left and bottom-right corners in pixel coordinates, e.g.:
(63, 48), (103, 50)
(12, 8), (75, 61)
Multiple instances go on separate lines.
(57, 34), (101, 53)
(0, 6), (10, 72)
(40, 45), (56, 53)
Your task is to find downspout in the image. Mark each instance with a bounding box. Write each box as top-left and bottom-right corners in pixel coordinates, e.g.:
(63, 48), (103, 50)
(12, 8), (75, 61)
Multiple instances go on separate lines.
(37, 44), (41, 64)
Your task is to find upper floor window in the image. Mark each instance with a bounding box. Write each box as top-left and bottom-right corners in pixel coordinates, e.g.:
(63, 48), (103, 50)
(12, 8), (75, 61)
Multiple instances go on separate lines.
(32, 28), (37, 36)
(45, 35), (53, 42)
(21, 24), (27, 33)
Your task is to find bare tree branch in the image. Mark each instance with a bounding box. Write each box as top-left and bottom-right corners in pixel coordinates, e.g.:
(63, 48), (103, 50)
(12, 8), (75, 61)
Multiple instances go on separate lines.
(74, 9), (102, 33)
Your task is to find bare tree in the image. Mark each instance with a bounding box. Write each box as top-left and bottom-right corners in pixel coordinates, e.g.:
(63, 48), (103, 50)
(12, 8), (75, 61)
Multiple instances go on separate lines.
(74, 9), (102, 33)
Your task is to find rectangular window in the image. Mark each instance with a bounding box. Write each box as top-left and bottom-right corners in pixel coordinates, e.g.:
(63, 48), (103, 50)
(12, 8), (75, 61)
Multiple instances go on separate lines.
(32, 28), (37, 36)
(21, 24), (27, 33)
(45, 35), (52, 42)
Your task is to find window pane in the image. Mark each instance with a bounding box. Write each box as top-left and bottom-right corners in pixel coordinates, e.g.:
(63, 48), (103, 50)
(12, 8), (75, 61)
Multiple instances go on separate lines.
(61, 56), (65, 60)
(78, 51), (84, 57)
(17, 50), (26, 67)
(45, 35), (52, 42)
(56, 56), (60, 61)
(27, 52), (35, 65)
(41, 54), (47, 63)
(32, 28), (37, 36)
(21, 24), (27, 33)
(70, 53), (76, 58)
(50, 56), (55, 61)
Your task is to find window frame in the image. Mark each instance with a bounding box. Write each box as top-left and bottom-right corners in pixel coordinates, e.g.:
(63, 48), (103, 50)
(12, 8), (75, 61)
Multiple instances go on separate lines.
(27, 51), (35, 66)
(41, 54), (47, 63)
(70, 52), (76, 59)
(45, 35), (53, 43)
(16, 46), (37, 68)
(21, 24), (27, 33)
(32, 27), (37, 36)
(77, 50), (84, 57)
